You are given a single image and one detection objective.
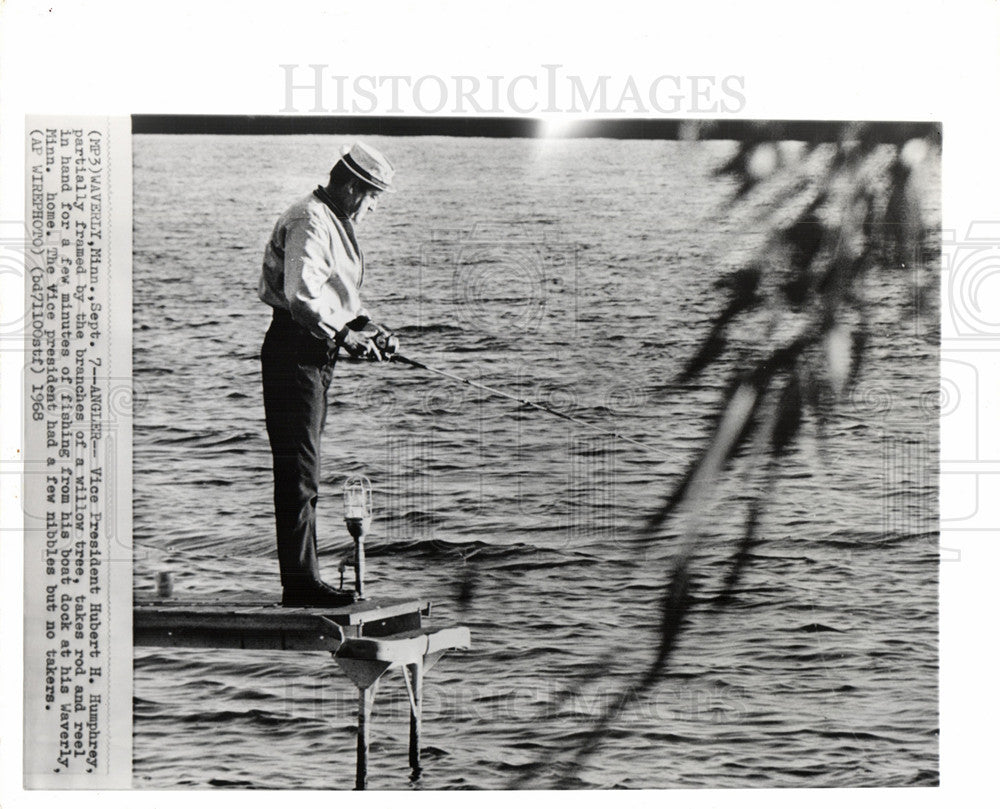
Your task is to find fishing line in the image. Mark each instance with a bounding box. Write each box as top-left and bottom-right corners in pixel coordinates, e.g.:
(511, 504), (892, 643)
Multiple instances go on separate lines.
(390, 353), (675, 460)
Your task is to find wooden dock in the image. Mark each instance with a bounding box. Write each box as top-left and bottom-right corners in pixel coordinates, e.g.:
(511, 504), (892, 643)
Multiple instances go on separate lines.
(134, 595), (470, 789)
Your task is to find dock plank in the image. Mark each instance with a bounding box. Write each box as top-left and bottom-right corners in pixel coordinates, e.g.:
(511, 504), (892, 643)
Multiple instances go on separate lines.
(133, 596), (431, 651)
(134, 595), (428, 621)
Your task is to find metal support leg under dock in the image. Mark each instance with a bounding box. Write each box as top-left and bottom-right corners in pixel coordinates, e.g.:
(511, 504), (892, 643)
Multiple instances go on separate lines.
(133, 596), (469, 789)
(335, 626), (469, 788)
(405, 660), (423, 773)
(356, 682), (377, 790)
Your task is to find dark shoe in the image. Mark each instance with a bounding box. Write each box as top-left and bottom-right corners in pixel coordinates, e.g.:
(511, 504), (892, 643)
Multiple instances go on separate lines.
(282, 579), (358, 608)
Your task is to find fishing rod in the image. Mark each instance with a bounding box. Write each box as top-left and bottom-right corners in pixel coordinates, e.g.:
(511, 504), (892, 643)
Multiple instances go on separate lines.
(389, 352), (675, 460)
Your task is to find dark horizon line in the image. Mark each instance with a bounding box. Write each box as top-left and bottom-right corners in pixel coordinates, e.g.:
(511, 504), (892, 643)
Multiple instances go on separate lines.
(131, 115), (941, 143)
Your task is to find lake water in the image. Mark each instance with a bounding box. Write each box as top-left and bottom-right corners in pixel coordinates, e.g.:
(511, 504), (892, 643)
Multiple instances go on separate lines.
(131, 134), (938, 789)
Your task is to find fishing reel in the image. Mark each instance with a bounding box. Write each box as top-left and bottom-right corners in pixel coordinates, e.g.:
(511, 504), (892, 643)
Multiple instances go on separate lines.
(342, 314), (399, 361)
(350, 329), (398, 362)
(372, 329), (399, 358)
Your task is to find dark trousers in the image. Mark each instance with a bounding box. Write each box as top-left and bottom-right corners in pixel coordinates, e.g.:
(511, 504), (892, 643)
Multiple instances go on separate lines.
(260, 309), (338, 587)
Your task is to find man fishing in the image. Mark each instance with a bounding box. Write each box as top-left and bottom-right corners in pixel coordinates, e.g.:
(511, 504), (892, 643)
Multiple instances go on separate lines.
(259, 142), (398, 607)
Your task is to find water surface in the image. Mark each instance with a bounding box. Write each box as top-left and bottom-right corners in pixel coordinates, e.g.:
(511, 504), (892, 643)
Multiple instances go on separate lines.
(132, 134), (938, 789)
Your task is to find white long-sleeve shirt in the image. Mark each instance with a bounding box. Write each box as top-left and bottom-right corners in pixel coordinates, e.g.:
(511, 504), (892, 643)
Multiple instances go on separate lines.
(258, 189), (365, 340)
